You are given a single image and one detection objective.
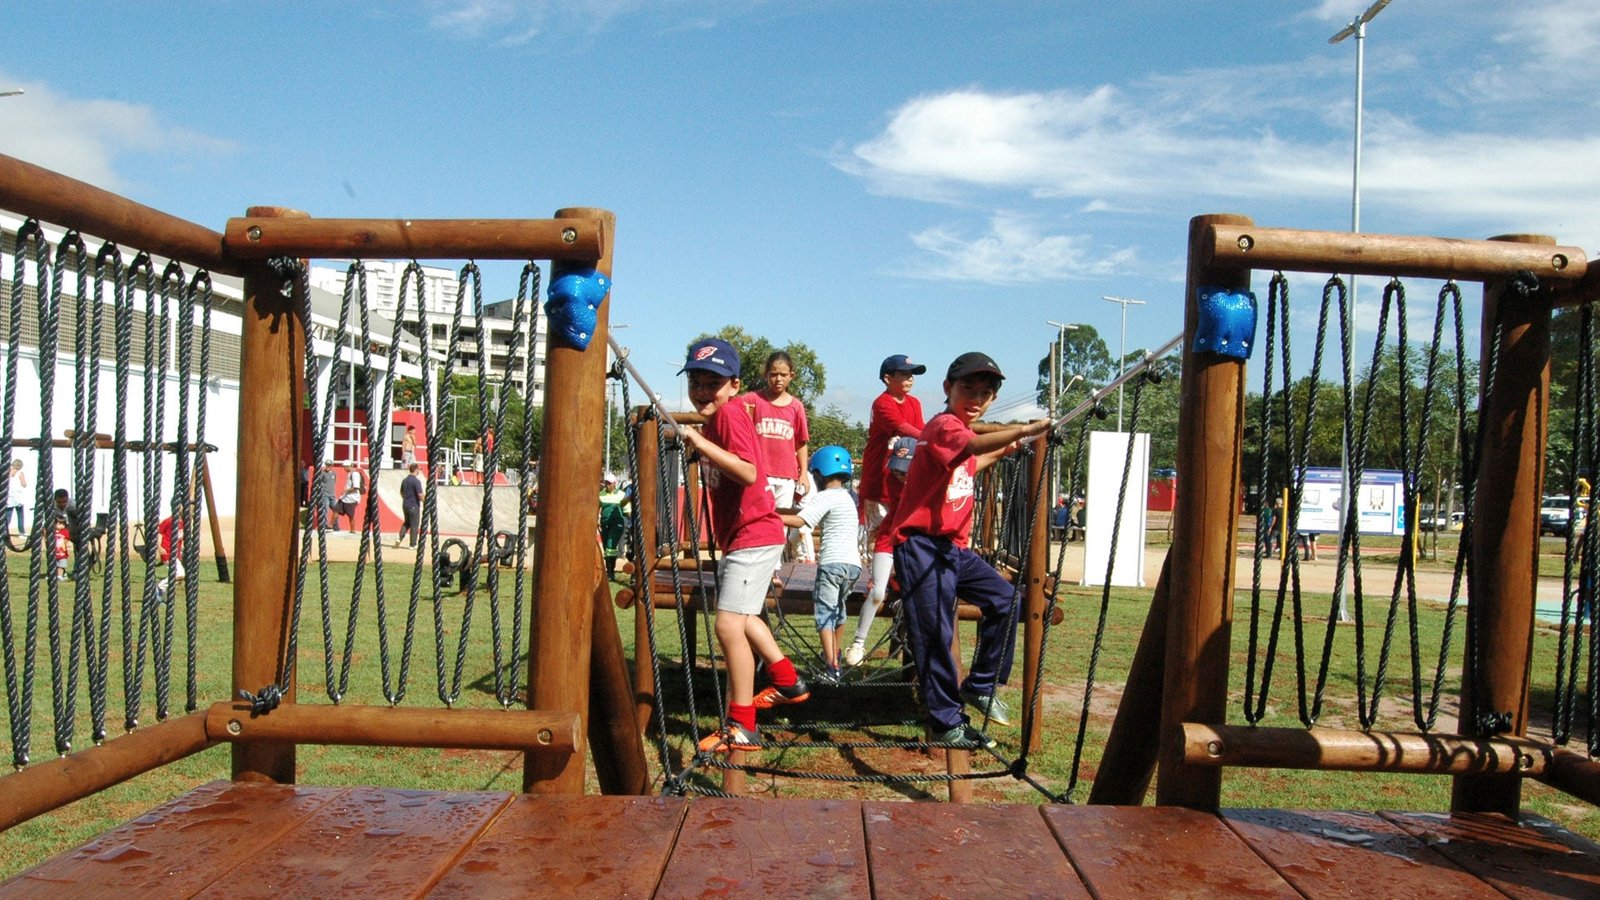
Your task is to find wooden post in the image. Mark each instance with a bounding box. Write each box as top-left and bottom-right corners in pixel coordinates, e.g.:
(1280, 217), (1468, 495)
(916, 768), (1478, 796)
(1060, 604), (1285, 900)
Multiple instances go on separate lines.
(524, 208), (615, 794)
(631, 413), (661, 736)
(198, 452), (230, 582)
(589, 543), (649, 794)
(1088, 557), (1172, 804)
(1451, 234), (1553, 816)
(1156, 213), (1252, 809)
(1021, 436), (1049, 754)
(231, 206), (308, 784)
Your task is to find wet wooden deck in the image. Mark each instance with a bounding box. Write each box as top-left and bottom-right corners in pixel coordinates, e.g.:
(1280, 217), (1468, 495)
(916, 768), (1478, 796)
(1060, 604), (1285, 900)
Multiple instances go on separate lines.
(5, 781), (1600, 898)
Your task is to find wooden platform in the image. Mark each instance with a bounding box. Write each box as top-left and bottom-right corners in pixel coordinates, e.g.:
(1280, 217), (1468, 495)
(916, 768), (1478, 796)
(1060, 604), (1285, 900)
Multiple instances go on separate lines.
(6, 782), (1600, 898)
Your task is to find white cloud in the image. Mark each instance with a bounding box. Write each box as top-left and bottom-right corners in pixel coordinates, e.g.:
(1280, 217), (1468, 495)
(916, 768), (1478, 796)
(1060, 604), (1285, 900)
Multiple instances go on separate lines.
(891, 212), (1140, 285)
(424, 0), (756, 42)
(0, 77), (233, 192)
(1499, 0), (1600, 62)
(841, 33), (1600, 283)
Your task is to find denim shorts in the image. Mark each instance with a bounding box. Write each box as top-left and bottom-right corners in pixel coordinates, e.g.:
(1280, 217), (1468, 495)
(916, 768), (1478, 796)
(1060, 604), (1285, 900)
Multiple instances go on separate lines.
(812, 562), (860, 632)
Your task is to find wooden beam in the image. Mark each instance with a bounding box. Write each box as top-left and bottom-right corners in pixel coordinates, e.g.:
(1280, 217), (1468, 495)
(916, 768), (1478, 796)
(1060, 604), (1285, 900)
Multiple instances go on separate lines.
(1203, 224), (1586, 285)
(222, 216), (605, 261)
(1537, 749), (1600, 807)
(588, 545), (649, 794)
(0, 153), (238, 275)
(1453, 235), (1555, 816)
(1088, 557), (1172, 804)
(204, 702), (579, 754)
(231, 206), (308, 785)
(1157, 214), (1252, 809)
(524, 208), (615, 794)
(1182, 723), (1549, 775)
(0, 712), (214, 831)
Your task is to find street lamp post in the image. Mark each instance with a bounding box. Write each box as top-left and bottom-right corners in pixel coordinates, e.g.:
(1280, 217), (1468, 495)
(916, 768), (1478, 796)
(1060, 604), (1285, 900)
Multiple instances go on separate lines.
(1045, 321), (1080, 503)
(605, 324), (630, 475)
(1330, 0), (1392, 623)
(1101, 296), (1146, 432)
(1044, 320), (1080, 417)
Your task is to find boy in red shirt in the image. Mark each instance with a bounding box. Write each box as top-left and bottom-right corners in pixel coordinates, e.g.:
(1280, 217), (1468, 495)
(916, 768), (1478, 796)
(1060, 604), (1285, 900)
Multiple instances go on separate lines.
(888, 352), (1051, 747)
(676, 338), (810, 753)
(846, 353), (926, 666)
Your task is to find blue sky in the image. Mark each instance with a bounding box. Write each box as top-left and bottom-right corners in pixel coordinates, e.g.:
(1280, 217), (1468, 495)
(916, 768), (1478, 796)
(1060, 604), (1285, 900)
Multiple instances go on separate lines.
(1, 1), (1596, 423)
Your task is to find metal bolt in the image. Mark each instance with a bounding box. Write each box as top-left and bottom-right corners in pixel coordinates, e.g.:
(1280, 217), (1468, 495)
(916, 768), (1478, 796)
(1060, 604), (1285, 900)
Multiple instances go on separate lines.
(562, 227), (578, 244)
(1207, 740), (1223, 757)
(1236, 234), (1254, 252)
(1552, 254), (1568, 270)
(537, 728), (553, 745)
(227, 719), (243, 735)
(246, 226), (262, 242)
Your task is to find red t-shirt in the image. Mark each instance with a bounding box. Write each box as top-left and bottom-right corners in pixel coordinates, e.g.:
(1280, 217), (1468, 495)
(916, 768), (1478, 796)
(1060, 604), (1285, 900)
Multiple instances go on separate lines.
(743, 392), (809, 481)
(702, 401), (786, 552)
(889, 412), (978, 548)
(859, 391), (924, 504)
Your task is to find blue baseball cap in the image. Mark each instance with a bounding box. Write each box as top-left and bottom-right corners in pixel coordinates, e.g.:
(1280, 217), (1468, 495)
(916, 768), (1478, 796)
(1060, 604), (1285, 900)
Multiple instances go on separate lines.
(679, 337), (740, 378)
(879, 354), (928, 378)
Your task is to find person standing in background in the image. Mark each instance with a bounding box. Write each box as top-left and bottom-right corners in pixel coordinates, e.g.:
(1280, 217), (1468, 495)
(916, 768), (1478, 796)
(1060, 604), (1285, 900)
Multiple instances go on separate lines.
(745, 351), (813, 563)
(5, 459), (25, 539)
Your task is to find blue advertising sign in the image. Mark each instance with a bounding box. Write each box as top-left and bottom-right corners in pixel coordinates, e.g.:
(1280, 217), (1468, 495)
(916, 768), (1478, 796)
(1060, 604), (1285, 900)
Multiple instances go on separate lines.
(1293, 467), (1406, 537)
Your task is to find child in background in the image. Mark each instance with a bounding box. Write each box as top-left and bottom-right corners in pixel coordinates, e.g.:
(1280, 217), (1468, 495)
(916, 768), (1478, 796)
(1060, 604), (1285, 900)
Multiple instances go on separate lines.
(746, 351), (813, 562)
(846, 354), (926, 667)
(780, 446), (860, 683)
(676, 337), (810, 753)
(888, 352), (1052, 747)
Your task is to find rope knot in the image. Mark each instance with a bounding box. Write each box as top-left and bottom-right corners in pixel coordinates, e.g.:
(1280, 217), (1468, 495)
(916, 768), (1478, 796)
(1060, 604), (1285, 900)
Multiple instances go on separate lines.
(1475, 709), (1513, 736)
(238, 684), (283, 716)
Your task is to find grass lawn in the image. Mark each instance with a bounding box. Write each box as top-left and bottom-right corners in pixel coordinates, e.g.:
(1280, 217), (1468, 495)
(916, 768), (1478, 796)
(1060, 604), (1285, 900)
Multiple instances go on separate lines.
(2, 551), (1598, 879)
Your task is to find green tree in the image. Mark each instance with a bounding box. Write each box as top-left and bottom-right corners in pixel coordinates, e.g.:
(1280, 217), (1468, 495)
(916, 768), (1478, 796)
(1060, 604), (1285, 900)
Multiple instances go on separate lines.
(689, 325), (827, 405)
(1036, 325), (1115, 415)
(392, 374), (541, 468)
(808, 404), (868, 465)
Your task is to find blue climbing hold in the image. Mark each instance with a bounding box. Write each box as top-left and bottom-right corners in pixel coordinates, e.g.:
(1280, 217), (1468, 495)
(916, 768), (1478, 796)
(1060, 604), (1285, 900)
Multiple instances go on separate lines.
(1193, 286), (1256, 360)
(545, 268), (612, 350)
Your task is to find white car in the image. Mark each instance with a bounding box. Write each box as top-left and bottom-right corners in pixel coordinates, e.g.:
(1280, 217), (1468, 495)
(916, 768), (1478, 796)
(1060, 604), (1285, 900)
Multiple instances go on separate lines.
(1541, 496), (1586, 536)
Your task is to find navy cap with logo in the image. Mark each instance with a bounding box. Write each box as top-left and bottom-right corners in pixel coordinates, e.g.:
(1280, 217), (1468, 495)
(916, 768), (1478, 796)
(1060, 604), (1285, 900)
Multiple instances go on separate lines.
(878, 354), (929, 378)
(946, 351), (1005, 382)
(679, 337), (740, 379)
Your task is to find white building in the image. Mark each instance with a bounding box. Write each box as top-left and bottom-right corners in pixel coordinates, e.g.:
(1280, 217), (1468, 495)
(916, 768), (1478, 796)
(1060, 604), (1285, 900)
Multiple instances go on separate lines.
(310, 261), (547, 407)
(0, 215), (430, 522)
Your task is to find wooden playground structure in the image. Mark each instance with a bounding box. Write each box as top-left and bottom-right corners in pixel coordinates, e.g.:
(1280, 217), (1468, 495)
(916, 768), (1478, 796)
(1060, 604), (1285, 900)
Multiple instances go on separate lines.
(4, 153), (1600, 895)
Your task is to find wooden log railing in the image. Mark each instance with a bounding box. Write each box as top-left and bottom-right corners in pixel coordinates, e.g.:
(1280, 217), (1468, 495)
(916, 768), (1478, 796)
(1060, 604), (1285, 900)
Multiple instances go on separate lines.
(0, 153), (240, 275)
(1181, 723), (1550, 776)
(1099, 214), (1587, 817)
(0, 153), (644, 826)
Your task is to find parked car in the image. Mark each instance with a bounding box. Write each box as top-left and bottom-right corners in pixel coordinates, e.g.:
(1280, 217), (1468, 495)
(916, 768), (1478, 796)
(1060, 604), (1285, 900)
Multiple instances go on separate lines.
(1418, 508), (1463, 532)
(1541, 496), (1586, 536)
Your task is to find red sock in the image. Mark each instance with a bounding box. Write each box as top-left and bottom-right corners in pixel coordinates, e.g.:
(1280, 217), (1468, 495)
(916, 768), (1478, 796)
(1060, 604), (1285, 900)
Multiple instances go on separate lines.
(729, 703), (756, 732)
(767, 657), (797, 688)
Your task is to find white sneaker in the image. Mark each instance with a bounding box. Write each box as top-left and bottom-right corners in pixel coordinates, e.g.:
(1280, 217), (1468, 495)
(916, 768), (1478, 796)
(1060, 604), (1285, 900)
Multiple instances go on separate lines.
(843, 644), (865, 667)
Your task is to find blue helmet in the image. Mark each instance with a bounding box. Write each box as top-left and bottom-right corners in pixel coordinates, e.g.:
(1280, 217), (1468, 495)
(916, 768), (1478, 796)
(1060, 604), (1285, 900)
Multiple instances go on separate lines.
(808, 445), (853, 481)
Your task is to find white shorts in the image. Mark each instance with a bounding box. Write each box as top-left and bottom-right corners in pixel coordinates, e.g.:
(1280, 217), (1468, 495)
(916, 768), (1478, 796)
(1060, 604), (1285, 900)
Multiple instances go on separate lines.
(716, 544), (783, 615)
(767, 476), (797, 511)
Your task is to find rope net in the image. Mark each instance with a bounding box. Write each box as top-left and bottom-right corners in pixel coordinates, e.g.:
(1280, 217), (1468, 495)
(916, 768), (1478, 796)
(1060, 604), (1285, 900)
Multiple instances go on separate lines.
(1, 220), (214, 767)
(1239, 269), (1599, 752)
(618, 353), (1174, 801)
(244, 259), (543, 715)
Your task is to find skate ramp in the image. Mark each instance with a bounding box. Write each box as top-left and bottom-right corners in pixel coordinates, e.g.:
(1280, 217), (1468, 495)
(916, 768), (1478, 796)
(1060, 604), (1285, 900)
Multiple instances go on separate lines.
(374, 470), (530, 538)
